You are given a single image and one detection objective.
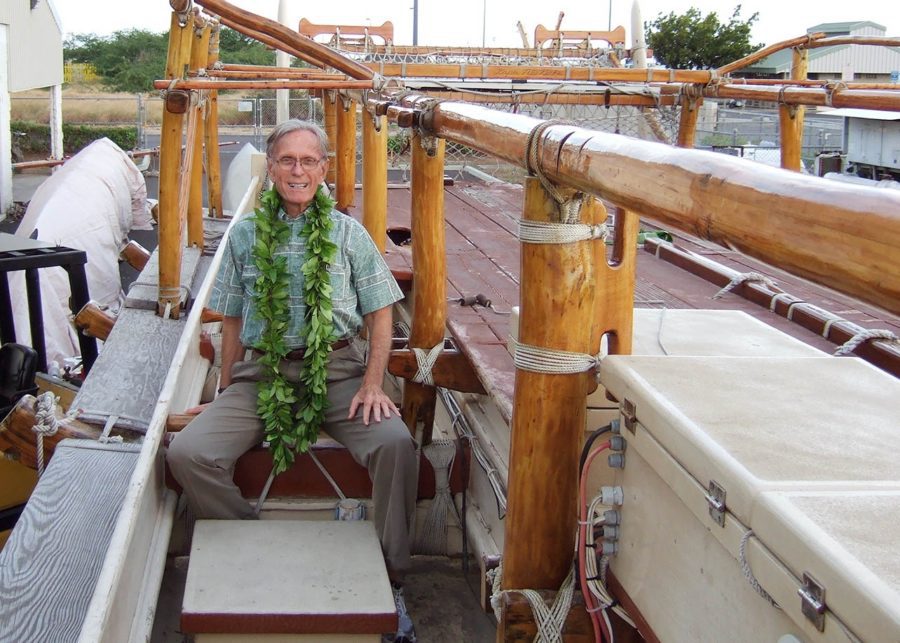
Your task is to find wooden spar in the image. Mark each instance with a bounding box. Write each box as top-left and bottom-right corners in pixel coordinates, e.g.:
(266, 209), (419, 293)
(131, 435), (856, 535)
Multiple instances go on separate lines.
(780, 48), (808, 171)
(158, 11), (194, 318)
(187, 20), (210, 248)
(717, 32), (826, 75)
(403, 90), (677, 107)
(193, 0), (375, 79)
(805, 35), (900, 49)
(179, 102), (200, 246)
(676, 94), (701, 148)
(204, 21), (223, 218)
(502, 178), (597, 592)
(401, 132), (447, 443)
(362, 110), (388, 252)
(335, 94), (358, 211)
(395, 97), (900, 315)
(720, 78), (900, 89)
(153, 79), (374, 90)
(324, 91), (338, 185)
(657, 83), (900, 111)
(0, 395), (102, 470)
(196, 69), (345, 80)
(388, 350), (486, 394)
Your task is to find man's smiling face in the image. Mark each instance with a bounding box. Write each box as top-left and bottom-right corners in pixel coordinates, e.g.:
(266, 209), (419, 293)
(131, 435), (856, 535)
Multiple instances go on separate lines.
(267, 129), (329, 217)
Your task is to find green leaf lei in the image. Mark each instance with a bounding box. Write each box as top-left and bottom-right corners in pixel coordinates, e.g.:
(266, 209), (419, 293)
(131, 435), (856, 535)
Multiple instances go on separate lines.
(251, 186), (337, 474)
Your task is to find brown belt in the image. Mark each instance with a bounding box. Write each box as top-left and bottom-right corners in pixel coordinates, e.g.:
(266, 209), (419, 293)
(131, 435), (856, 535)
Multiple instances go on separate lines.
(252, 338), (351, 361)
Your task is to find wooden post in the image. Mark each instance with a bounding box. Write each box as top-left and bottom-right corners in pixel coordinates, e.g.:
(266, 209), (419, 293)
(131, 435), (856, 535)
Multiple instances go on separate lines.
(501, 178), (598, 593)
(362, 109), (388, 252)
(780, 47), (808, 171)
(336, 94), (358, 211)
(596, 206), (639, 355)
(204, 20), (224, 218)
(401, 132), (446, 442)
(676, 95), (702, 148)
(158, 11), (194, 318)
(323, 91), (338, 185)
(188, 19), (210, 248)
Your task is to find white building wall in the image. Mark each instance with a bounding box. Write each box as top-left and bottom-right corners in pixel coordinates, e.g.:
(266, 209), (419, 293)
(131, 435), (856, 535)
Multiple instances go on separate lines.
(1, 24), (12, 215)
(0, 0), (63, 91)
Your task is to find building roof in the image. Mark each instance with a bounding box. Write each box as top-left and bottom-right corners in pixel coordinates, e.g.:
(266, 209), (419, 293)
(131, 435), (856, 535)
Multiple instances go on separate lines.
(806, 21), (886, 35)
(745, 45), (849, 74)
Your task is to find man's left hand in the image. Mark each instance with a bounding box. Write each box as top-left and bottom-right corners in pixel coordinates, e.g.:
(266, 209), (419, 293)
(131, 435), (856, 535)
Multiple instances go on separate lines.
(348, 383), (400, 426)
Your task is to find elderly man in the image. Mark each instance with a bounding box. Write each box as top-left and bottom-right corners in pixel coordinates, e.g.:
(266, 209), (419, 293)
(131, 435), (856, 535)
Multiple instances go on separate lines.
(167, 120), (417, 642)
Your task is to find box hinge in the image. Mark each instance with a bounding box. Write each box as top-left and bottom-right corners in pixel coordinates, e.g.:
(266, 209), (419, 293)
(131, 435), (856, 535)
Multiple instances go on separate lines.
(798, 572), (827, 632)
(622, 398), (637, 433)
(705, 480), (726, 527)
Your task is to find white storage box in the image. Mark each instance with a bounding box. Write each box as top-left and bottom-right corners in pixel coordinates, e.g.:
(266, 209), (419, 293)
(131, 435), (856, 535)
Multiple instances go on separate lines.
(599, 355), (900, 642)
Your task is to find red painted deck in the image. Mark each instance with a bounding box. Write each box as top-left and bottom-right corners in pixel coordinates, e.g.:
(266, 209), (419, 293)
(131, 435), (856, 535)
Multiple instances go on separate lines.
(349, 179), (900, 424)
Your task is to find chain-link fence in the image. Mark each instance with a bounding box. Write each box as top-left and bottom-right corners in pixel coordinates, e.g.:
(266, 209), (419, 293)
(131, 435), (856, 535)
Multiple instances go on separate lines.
(11, 93), (846, 178)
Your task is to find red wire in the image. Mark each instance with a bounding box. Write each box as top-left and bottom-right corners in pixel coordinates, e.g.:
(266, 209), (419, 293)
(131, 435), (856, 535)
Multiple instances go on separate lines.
(579, 440), (612, 643)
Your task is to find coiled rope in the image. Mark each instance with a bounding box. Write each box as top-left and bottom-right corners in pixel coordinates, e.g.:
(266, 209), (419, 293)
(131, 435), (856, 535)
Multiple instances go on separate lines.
(33, 392), (60, 477)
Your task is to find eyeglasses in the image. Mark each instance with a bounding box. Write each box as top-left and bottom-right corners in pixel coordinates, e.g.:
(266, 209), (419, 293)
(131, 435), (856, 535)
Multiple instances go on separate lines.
(274, 156), (324, 170)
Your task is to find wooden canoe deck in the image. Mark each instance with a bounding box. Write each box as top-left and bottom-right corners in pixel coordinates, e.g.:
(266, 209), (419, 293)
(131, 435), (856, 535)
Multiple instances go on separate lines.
(352, 178), (899, 423)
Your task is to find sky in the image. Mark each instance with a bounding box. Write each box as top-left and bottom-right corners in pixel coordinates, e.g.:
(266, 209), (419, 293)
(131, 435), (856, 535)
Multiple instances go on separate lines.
(51, 0), (898, 50)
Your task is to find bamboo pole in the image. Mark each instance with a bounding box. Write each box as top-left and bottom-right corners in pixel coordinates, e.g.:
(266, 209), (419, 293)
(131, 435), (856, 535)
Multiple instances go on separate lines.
(362, 110), (388, 252)
(780, 48), (808, 171)
(158, 11), (195, 318)
(187, 19), (210, 247)
(394, 97), (900, 315)
(193, 0), (375, 79)
(501, 178), (597, 591)
(205, 69), (347, 80)
(401, 132), (446, 442)
(676, 95), (701, 148)
(324, 91), (338, 185)
(204, 20), (223, 218)
(336, 94), (358, 211)
(657, 83), (900, 112)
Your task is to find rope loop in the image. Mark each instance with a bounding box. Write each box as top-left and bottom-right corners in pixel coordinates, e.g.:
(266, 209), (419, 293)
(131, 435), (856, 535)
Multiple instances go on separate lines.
(740, 530), (781, 609)
(524, 120), (585, 223)
(834, 329), (900, 356)
(511, 337), (600, 375)
(712, 272), (780, 299)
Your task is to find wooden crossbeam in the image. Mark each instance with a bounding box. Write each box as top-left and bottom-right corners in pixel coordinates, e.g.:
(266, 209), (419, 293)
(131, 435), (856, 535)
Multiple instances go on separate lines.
(388, 349), (486, 395)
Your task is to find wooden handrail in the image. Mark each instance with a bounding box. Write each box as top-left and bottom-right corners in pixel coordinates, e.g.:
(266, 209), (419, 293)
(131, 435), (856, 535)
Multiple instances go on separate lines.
(395, 96), (900, 315)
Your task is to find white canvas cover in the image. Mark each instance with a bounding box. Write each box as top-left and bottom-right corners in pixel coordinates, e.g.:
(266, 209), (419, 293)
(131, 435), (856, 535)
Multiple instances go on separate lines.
(10, 138), (152, 369)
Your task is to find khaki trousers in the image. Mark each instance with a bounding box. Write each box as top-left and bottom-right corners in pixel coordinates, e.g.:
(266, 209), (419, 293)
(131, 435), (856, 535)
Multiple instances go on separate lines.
(166, 339), (418, 576)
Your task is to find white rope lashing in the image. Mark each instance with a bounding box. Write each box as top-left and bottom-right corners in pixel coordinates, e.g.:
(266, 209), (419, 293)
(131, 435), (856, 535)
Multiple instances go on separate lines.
(517, 219), (608, 245)
(511, 337), (600, 375)
(489, 564), (577, 643)
(33, 392), (60, 477)
(739, 529), (780, 609)
(413, 438), (456, 555)
(834, 328), (900, 356)
(411, 343), (444, 386)
(712, 272), (780, 299)
(524, 120), (584, 224)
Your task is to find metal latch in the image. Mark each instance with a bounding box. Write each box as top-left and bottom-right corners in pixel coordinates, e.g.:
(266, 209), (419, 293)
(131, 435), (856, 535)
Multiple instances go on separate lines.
(705, 480), (726, 527)
(798, 573), (826, 632)
(622, 398), (637, 433)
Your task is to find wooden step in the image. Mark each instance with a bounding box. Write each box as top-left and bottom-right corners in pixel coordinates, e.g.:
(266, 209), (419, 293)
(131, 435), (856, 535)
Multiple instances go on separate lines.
(181, 520), (397, 640)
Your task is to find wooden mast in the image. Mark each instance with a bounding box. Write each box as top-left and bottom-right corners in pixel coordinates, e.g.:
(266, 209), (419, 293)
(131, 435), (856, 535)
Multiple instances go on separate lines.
(502, 178), (598, 592)
(336, 94), (358, 211)
(187, 15), (210, 248)
(401, 131), (447, 442)
(676, 94), (701, 148)
(362, 109), (388, 252)
(204, 19), (224, 218)
(324, 91), (337, 185)
(780, 47), (809, 171)
(158, 10), (194, 318)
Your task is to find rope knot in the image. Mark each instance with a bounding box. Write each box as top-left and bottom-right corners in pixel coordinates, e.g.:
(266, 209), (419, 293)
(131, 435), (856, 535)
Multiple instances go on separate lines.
(411, 343), (444, 386)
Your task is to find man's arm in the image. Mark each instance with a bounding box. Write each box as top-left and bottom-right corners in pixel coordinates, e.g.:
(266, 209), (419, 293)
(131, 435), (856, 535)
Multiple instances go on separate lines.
(348, 304), (399, 426)
(218, 315), (244, 390)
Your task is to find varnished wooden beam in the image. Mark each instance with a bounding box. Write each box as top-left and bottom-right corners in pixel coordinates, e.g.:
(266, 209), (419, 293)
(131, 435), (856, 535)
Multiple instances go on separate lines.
(388, 349), (486, 394)
(779, 48), (808, 171)
(323, 91), (338, 185)
(204, 21), (223, 218)
(187, 21), (210, 248)
(335, 94), (358, 211)
(362, 111), (388, 252)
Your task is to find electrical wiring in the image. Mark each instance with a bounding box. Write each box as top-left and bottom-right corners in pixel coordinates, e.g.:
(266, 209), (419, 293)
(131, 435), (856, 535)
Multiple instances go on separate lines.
(579, 440), (612, 642)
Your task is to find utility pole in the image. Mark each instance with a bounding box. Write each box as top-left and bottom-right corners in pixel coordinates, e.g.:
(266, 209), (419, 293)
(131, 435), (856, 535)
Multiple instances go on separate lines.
(412, 0), (419, 45)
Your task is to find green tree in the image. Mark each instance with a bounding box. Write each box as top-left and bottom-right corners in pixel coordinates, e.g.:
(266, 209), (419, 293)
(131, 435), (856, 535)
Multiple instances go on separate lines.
(65, 30), (168, 92)
(218, 27), (275, 66)
(645, 5), (763, 70)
